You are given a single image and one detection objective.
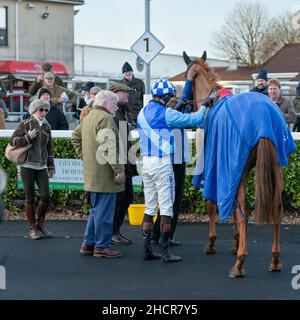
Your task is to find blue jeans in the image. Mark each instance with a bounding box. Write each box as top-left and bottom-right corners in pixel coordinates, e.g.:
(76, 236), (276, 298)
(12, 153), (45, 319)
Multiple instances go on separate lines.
(83, 192), (116, 249)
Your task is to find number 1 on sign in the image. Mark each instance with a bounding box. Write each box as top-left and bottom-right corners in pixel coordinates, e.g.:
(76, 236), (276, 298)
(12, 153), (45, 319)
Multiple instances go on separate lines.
(143, 37), (149, 52)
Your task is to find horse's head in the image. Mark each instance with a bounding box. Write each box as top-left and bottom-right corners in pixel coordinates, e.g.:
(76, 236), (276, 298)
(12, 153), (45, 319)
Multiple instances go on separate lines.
(183, 51), (220, 110)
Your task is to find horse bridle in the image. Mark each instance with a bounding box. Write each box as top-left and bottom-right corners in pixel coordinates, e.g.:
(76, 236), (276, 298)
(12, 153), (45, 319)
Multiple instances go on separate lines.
(185, 61), (220, 109)
(184, 89), (220, 111)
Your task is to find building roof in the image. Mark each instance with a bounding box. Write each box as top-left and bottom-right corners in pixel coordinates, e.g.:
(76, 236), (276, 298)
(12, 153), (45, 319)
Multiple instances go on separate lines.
(169, 66), (255, 82)
(169, 43), (300, 82)
(43, 0), (85, 5)
(261, 43), (300, 73)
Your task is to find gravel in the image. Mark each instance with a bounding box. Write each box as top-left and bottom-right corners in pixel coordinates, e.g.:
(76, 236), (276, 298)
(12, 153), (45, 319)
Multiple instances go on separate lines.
(3, 206), (300, 224)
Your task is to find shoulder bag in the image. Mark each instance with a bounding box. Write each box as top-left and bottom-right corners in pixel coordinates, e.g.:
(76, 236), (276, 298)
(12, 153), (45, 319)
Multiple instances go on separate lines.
(5, 143), (32, 165)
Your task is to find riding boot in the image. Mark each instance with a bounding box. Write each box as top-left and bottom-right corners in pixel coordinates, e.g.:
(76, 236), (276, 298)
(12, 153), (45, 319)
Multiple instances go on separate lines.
(143, 230), (161, 260)
(25, 202), (41, 240)
(161, 231), (182, 262)
(36, 201), (53, 238)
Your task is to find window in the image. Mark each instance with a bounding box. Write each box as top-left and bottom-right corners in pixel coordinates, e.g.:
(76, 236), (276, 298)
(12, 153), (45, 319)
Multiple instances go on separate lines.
(0, 6), (8, 46)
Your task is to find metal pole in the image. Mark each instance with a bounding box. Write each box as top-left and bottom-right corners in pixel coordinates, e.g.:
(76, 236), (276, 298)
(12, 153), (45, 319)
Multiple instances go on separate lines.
(15, 0), (23, 61)
(81, 45), (85, 75)
(145, 0), (150, 94)
(16, 1), (19, 61)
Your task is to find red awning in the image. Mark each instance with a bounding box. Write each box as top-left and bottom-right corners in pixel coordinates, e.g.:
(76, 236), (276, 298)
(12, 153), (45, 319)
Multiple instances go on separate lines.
(0, 60), (68, 77)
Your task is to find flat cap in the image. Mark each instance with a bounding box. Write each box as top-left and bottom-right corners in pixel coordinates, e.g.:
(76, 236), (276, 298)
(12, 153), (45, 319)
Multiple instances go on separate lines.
(43, 72), (55, 79)
(109, 83), (132, 93)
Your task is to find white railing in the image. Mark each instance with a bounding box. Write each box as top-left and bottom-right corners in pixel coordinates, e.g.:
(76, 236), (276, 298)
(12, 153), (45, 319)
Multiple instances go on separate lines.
(4, 92), (82, 121)
(0, 129), (300, 140)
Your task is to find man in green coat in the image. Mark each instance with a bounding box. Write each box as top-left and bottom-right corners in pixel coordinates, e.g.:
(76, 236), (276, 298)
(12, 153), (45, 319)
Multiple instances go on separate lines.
(71, 90), (125, 258)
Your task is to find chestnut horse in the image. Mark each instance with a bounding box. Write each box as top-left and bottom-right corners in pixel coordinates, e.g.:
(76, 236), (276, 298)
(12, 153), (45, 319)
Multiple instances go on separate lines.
(183, 51), (296, 277)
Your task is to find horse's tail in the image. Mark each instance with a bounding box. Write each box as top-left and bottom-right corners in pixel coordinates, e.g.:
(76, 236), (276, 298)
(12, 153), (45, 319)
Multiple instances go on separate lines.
(255, 138), (283, 224)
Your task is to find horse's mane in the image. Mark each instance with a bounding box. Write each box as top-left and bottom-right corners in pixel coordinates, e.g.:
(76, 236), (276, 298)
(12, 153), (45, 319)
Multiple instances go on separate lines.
(194, 58), (220, 90)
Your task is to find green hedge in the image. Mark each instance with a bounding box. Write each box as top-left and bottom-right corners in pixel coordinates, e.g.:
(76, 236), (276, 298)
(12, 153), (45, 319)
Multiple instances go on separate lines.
(0, 138), (299, 214)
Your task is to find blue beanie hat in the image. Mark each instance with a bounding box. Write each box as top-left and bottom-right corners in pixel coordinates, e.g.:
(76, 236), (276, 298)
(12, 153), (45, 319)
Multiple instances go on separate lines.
(257, 69), (268, 81)
(83, 82), (95, 92)
(122, 62), (133, 73)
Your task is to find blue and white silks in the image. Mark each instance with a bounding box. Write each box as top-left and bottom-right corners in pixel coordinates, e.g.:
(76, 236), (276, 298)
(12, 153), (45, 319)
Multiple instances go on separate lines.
(192, 92), (296, 222)
(137, 100), (206, 163)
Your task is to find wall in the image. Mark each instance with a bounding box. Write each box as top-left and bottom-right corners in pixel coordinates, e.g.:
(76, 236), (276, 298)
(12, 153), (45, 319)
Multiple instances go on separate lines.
(74, 44), (229, 85)
(0, 0), (75, 75)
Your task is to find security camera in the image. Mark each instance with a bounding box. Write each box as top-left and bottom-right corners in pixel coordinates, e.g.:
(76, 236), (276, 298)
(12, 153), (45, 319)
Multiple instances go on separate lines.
(42, 12), (49, 19)
(26, 3), (35, 9)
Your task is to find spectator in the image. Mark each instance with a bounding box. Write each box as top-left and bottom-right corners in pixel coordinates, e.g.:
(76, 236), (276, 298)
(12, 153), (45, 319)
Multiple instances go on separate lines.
(137, 78), (208, 263)
(71, 90), (125, 258)
(82, 82), (95, 105)
(28, 62), (65, 95)
(119, 62), (145, 127)
(80, 86), (102, 123)
(0, 78), (8, 120)
(37, 88), (69, 130)
(40, 72), (77, 115)
(268, 79), (297, 126)
(10, 99), (55, 240)
(250, 69), (269, 96)
(292, 81), (300, 132)
(24, 88), (69, 130)
(0, 108), (5, 129)
(109, 82), (138, 245)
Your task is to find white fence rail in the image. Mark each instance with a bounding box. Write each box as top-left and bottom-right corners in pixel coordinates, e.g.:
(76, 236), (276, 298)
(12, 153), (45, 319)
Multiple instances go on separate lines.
(1, 130), (300, 140)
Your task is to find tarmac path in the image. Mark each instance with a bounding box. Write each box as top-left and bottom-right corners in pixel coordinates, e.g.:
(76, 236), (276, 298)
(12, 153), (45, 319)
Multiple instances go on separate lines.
(0, 221), (300, 301)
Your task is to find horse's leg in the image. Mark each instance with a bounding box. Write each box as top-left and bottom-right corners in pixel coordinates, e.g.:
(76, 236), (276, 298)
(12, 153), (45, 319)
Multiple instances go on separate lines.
(269, 223), (283, 271)
(203, 200), (217, 254)
(231, 210), (239, 255)
(229, 185), (248, 278)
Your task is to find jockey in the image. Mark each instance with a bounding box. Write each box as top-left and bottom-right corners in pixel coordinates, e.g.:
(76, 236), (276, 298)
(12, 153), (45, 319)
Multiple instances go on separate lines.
(137, 77), (207, 263)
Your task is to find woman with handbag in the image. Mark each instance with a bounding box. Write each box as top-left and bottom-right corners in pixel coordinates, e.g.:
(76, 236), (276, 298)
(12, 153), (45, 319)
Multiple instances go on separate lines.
(10, 99), (55, 240)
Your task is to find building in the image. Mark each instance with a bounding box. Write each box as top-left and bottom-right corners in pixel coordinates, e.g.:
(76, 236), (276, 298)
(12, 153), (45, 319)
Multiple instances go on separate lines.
(0, 0), (84, 75)
(74, 44), (229, 89)
(169, 44), (300, 95)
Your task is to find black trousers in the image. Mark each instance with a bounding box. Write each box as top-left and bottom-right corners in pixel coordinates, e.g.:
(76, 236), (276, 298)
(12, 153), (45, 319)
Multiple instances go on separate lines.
(293, 116), (300, 132)
(152, 163), (186, 240)
(20, 167), (50, 205)
(112, 176), (134, 234)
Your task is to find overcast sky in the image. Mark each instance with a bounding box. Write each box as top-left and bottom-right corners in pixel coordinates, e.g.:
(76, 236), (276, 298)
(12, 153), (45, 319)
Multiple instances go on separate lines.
(74, 0), (300, 59)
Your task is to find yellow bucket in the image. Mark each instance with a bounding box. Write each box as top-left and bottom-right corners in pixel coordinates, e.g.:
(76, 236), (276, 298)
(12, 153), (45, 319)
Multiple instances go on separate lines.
(128, 204), (157, 226)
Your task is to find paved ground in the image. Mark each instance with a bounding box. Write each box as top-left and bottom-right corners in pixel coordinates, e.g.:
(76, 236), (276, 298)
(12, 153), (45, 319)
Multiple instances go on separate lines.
(0, 220), (300, 301)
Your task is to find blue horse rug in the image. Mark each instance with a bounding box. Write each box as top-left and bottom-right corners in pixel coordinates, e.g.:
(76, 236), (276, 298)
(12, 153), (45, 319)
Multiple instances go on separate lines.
(192, 92), (296, 222)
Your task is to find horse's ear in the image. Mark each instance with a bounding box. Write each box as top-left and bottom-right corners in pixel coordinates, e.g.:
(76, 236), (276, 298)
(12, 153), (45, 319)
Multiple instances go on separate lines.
(201, 51), (207, 62)
(183, 51), (192, 65)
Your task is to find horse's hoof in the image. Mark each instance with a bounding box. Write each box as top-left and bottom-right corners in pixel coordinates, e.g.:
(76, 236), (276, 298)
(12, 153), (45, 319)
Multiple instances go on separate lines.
(203, 247), (216, 254)
(269, 262), (283, 272)
(229, 267), (245, 278)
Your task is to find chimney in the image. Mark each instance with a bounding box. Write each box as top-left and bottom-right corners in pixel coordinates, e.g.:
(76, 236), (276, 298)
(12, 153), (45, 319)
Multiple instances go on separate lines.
(227, 58), (239, 71)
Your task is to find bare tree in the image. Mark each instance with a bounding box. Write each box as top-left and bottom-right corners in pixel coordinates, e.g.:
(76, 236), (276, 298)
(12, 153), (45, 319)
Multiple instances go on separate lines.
(258, 12), (300, 63)
(211, 2), (269, 66)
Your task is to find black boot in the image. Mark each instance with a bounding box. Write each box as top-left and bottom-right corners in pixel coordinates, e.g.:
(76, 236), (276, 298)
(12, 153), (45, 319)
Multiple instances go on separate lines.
(143, 230), (161, 260)
(161, 232), (182, 262)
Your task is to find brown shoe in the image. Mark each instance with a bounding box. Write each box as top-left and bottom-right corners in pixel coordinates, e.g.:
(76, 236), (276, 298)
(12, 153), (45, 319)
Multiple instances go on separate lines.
(93, 247), (122, 258)
(80, 244), (95, 255)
